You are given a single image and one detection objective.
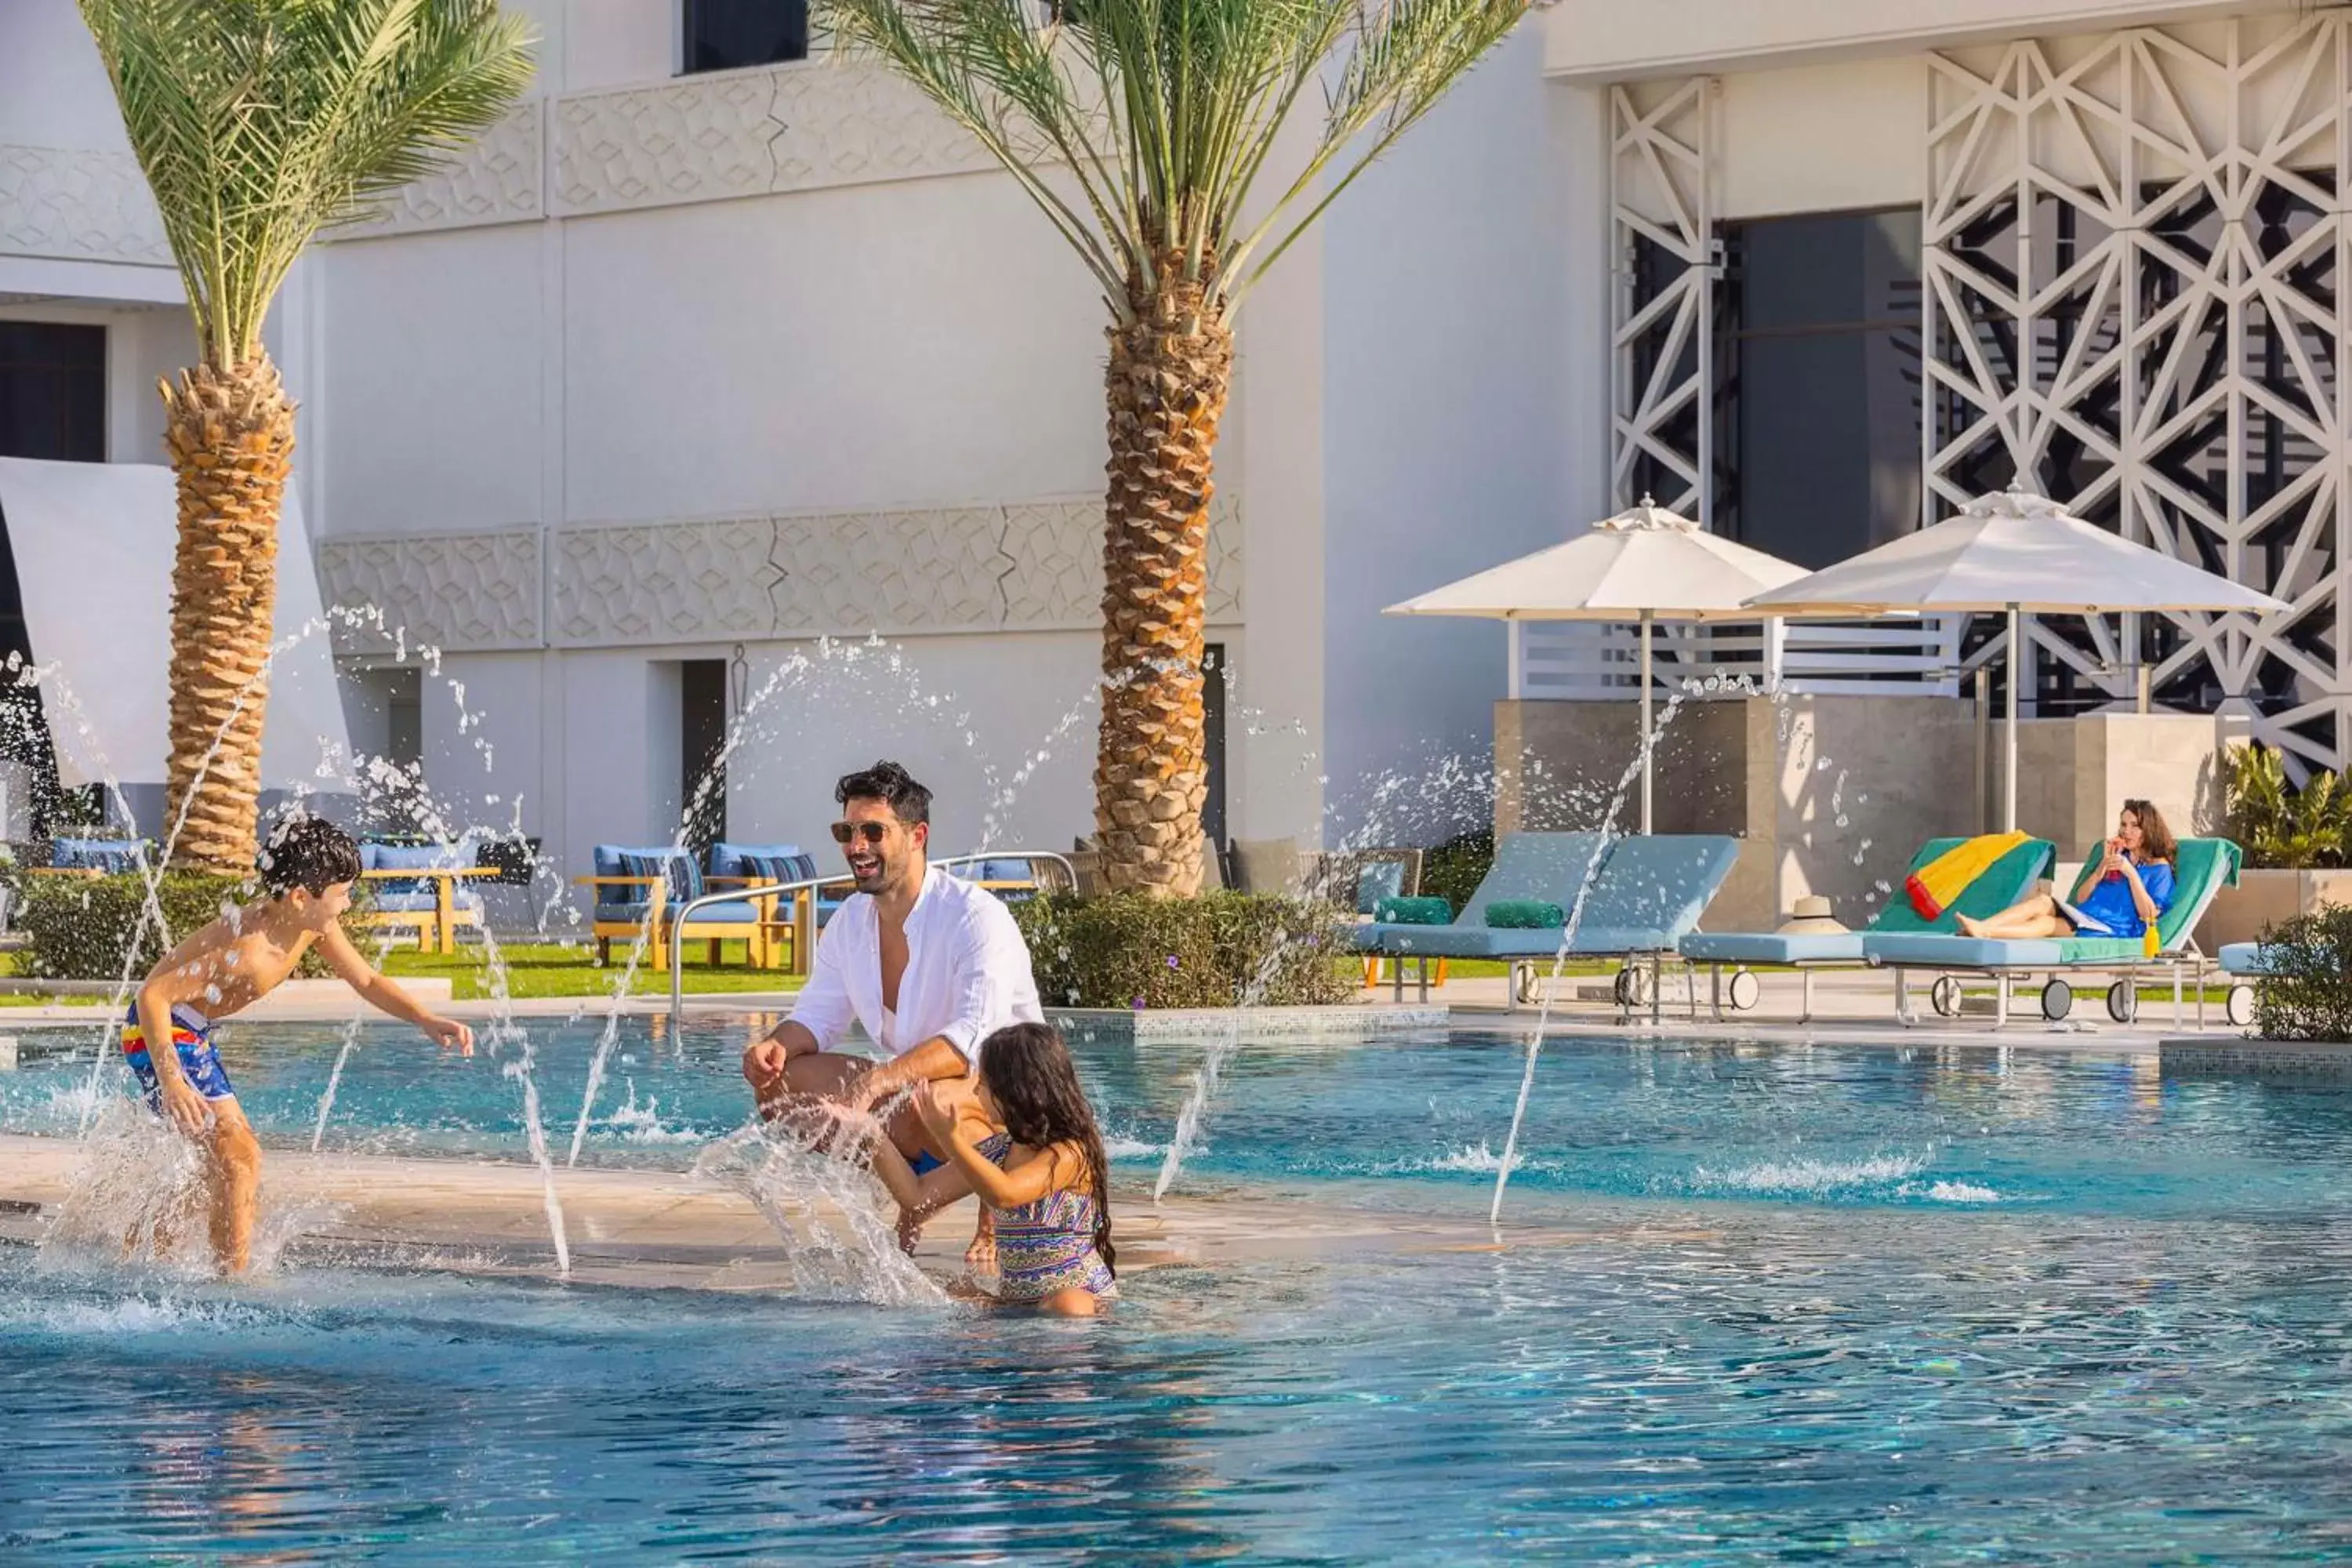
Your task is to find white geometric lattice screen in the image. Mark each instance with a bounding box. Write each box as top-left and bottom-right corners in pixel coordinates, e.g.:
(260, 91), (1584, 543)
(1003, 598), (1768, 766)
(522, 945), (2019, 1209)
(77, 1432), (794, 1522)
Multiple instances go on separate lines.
(1610, 78), (1713, 523)
(1926, 16), (2344, 769)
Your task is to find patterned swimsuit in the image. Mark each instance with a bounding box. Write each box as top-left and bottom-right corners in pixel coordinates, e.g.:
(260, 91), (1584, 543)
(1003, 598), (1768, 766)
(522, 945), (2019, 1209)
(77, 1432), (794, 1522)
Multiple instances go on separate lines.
(994, 1183), (1116, 1302)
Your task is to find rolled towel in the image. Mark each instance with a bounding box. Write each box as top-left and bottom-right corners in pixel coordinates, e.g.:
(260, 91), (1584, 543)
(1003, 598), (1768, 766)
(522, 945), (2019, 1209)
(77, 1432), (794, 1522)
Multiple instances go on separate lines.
(1485, 899), (1566, 929)
(1374, 895), (1453, 925)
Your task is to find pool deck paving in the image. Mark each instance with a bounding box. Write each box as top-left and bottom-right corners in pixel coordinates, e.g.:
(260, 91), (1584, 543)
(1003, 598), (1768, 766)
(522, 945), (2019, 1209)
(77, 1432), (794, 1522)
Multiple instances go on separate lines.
(0, 1133), (1717, 1293)
(0, 964), (2247, 1045)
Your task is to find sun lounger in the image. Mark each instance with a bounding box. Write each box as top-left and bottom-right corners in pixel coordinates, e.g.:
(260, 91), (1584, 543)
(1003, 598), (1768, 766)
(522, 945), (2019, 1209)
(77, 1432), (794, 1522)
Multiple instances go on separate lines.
(1348, 832), (1608, 995)
(2216, 941), (2283, 1029)
(1860, 837), (2243, 1027)
(1348, 831), (1739, 1016)
(1546, 833), (1741, 1017)
(1679, 835), (2055, 1022)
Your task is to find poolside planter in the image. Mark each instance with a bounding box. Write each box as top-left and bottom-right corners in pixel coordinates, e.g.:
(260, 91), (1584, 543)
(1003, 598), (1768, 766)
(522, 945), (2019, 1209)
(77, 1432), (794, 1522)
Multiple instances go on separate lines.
(2193, 868), (2352, 953)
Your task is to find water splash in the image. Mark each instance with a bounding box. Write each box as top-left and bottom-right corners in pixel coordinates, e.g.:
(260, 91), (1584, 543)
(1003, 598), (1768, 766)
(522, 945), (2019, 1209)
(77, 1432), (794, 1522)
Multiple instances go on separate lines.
(1490, 684), (1691, 1224)
(691, 1125), (946, 1305)
(310, 932), (401, 1152)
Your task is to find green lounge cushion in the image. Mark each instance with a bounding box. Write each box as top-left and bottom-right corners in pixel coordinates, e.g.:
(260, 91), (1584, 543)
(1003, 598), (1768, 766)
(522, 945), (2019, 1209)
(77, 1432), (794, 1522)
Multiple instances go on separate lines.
(1374, 895), (1451, 925)
(1486, 898), (1566, 929)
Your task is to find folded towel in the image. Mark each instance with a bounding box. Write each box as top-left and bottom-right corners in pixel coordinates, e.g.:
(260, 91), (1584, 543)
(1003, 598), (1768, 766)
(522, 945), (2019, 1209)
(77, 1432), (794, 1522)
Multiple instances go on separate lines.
(1375, 895), (1452, 925)
(1904, 831), (2032, 920)
(1485, 899), (1566, 929)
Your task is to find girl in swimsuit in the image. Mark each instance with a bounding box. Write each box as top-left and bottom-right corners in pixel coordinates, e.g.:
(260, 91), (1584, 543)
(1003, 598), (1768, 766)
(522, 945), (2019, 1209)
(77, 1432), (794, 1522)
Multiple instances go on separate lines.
(848, 1021), (1116, 1316)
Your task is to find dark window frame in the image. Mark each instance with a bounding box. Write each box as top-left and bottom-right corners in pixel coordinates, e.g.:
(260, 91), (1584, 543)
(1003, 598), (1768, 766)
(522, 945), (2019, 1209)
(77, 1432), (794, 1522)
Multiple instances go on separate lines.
(680, 0), (810, 75)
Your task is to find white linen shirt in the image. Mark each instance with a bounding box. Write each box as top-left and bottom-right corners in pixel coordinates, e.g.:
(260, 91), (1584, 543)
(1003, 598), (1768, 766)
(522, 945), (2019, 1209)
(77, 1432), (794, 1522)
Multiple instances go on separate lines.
(787, 865), (1043, 1062)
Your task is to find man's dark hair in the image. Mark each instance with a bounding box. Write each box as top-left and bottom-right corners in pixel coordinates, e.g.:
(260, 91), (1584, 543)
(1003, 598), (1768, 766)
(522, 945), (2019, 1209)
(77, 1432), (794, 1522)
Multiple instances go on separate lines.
(835, 760), (931, 825)
(257, 815), (363, 898)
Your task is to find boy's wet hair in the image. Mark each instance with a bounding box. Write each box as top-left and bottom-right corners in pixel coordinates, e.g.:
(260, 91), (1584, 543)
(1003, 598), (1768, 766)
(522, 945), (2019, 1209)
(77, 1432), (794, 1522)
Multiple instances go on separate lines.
(257, 815), (362, 898)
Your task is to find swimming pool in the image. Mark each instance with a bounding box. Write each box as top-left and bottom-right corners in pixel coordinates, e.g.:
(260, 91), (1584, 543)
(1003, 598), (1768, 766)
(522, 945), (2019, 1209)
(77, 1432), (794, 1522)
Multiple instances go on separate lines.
(6, 1014), (2352, 1560)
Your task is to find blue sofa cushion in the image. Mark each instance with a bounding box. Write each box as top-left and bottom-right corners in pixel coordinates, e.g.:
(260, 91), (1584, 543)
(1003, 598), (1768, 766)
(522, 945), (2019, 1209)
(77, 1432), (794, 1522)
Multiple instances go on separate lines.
(53, 837), (147, 873)
(710, 841), (809, 880)
(593, 845), (702, 911)
(1680, 931), (1867, 965)
(602, 898), (764, 927)
(372, 889), (484, 915)
(1861, 933), (2067, 968)
(738, 851), (817, 889)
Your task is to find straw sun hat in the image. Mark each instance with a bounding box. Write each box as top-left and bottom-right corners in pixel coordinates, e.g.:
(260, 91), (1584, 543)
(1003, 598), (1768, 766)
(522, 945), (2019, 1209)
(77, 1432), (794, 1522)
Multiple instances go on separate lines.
(1774, 895), (1849, 937)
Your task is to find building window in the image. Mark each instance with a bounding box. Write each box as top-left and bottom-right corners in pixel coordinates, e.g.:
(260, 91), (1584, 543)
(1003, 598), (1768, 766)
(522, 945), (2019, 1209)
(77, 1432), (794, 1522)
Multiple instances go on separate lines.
(1714, 209), (1923, 571)
(682, 0), (807, 73)
(0, 321), (105, 463)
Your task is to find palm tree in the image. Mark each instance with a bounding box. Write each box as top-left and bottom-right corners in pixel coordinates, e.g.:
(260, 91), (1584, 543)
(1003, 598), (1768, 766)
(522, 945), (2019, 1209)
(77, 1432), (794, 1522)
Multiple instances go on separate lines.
(77, 0), (532, 872)
(828, 0), (1524, 895)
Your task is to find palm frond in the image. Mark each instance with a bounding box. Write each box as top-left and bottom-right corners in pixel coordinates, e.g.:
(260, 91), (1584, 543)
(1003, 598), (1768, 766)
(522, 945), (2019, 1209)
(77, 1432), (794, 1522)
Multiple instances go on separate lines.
(823, 0), (1525, 318)
(77, 0), (535, 368)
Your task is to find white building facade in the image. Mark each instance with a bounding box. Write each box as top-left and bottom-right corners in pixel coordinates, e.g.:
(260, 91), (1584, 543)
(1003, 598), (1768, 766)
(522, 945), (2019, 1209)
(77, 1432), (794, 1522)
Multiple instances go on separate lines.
(0, 0), (2340, 893)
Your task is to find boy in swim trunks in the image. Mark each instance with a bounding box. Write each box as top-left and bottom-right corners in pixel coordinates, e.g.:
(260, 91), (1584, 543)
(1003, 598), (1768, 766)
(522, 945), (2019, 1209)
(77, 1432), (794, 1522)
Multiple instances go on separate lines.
(127, 815), (474, 1274)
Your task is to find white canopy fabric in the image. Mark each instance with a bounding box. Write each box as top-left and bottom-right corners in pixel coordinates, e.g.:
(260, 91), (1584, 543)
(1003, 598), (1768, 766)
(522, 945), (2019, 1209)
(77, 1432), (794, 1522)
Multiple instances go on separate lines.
(1385, 499), (1809, 833)
(0, 456), (350, 794)
(1738, 486), (2288, 617)
(1741, 485), (2289, 832)
(1385, 497), (1809, 621)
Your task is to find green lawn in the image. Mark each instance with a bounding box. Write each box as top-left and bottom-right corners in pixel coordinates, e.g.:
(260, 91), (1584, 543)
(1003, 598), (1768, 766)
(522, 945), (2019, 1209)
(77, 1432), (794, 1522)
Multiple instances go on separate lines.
(1374, 958), (1621, 980)
(379, 941), (804, 1001)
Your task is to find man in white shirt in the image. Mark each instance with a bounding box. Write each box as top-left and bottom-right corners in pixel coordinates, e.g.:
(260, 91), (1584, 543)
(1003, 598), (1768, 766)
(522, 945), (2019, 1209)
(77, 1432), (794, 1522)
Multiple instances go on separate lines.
(742, 760), (1043, 1240)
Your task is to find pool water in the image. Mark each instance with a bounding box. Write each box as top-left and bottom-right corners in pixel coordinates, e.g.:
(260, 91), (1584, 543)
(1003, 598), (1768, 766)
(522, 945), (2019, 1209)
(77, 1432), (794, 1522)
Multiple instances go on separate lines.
(7, 1015), (2352, 1560)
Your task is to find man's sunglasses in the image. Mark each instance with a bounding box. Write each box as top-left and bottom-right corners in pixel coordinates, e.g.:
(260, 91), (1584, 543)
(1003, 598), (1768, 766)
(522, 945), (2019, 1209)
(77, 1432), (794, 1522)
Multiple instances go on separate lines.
(831, 821), (890, 845)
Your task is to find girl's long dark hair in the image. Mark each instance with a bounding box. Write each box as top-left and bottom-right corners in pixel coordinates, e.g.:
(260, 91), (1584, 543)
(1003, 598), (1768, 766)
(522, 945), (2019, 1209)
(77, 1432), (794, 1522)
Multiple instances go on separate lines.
(977, 1022), (1113, 1276)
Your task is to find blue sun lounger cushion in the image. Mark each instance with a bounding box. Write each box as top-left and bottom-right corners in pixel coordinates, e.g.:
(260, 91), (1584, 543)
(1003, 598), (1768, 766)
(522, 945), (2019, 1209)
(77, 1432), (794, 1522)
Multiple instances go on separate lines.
(1356, 860), (1407, 916)
(1485, 899), (1565, 929)
(1348, 833), (1610, 960)
(1681, 836), (2055, 967)
(1860, 839), (2241, 971)
(1375, 896), (1451, 925)
(1563, 834), (1740, 954)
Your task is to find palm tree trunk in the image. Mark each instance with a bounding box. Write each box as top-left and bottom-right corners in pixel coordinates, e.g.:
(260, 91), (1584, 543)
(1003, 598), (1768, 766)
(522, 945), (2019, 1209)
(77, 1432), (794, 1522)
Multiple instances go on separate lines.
(158, 353), (295, 873)
(1095, 269), (1234, 896)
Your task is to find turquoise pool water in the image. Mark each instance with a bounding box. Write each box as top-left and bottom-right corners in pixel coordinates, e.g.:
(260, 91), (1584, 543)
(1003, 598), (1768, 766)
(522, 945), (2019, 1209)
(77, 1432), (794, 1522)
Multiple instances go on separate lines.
(6, 1015), (2352, 1559)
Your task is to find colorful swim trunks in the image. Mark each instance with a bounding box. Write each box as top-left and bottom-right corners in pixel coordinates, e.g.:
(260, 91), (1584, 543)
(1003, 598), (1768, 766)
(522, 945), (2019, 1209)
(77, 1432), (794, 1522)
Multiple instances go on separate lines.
(121, 1004), (233, 1112)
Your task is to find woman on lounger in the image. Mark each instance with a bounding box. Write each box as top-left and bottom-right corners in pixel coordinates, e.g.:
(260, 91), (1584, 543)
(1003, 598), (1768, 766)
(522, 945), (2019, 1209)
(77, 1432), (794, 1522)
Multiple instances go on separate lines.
(1958, 800), (2176, 941)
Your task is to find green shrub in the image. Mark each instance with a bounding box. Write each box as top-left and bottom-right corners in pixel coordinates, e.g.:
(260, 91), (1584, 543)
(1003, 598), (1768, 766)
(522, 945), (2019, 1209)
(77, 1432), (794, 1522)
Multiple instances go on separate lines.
(15, 871), (356, 982)
(2227, 744), (2352, 869)
(1014, 891), (1356, 1009)
(1418, 827), (1494, 917)
(2252, 902), (2352, 1041)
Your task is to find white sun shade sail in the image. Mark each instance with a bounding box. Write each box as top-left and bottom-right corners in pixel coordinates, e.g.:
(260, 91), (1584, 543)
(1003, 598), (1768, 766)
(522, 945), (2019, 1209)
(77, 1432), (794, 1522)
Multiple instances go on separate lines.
(1740, 486), (2290, 618)
(1385, 498), (1810, 621)
(0, 456), (351, 791)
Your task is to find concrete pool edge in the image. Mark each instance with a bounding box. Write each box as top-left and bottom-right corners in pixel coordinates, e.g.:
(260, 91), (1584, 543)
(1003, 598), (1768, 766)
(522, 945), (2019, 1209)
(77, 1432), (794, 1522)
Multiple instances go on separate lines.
(0, 1134), (1713, 1294)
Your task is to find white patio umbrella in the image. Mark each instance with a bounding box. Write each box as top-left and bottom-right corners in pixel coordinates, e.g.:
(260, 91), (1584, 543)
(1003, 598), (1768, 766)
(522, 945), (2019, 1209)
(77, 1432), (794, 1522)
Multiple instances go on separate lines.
(1385, 498), (1809, 832)
(1741, 485), (2289, 832)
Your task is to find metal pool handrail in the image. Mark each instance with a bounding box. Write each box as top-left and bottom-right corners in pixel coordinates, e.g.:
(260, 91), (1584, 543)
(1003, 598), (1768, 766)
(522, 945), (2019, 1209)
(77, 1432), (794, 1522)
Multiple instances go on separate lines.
(665, 848), (1078, 1012)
